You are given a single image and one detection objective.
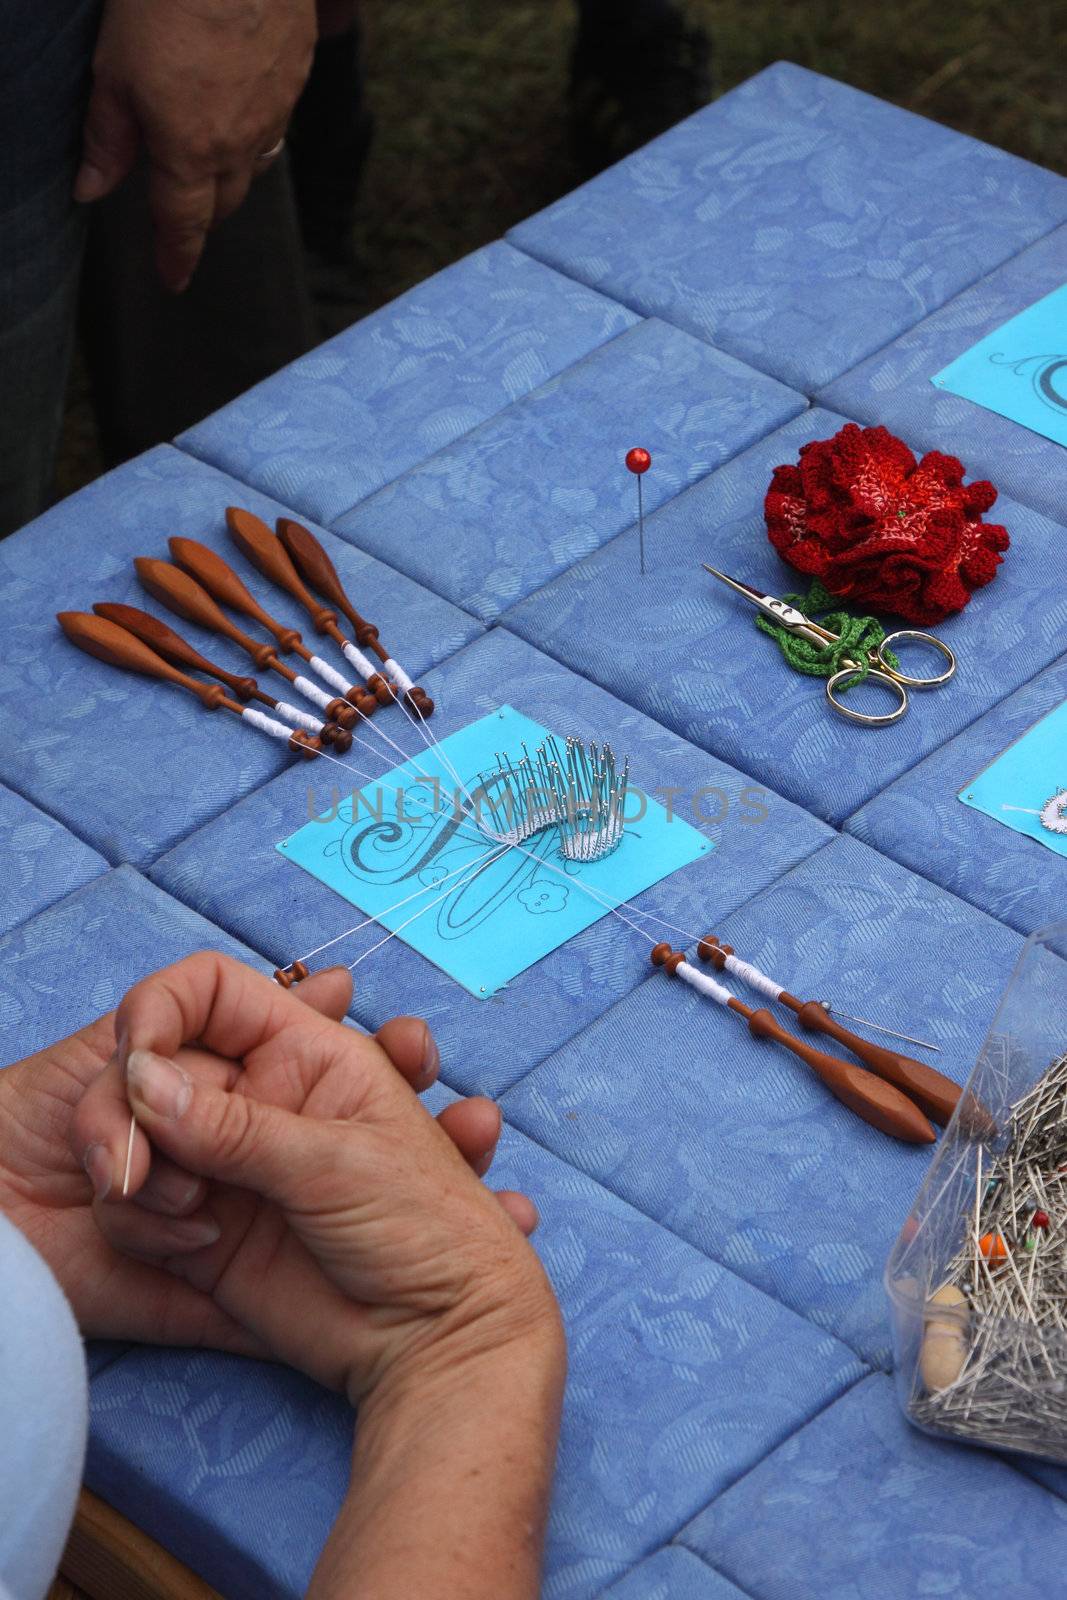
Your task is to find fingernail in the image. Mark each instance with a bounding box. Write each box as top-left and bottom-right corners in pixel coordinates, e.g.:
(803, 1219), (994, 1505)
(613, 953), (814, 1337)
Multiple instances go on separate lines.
(83, 1143), (112, 1200)
(420, 1026), (440, 1086)
(127, 1049), (192, 1120)
(115, 1022), (129, 1069)
(171, 1215), (221, 1249)
(149, 1166), (202, 1212)
(73, 163), (107, 202)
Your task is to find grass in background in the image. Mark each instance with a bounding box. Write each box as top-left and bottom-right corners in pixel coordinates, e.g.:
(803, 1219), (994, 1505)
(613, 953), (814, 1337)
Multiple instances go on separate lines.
(56, 0), (1066, 496)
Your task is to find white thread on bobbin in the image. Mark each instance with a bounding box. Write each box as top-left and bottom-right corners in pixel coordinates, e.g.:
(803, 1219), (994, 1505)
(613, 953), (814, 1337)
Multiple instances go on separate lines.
(718, 953), (783, 1002)
(675, 960), (733, 1007)
(293, 675), (336, 714)
(341, 640), (378, 682)
(273, 701), (325, 736)
(241, 707), (299, 742)
(383, 657), (415, 695)
(309, 654), (355, 697)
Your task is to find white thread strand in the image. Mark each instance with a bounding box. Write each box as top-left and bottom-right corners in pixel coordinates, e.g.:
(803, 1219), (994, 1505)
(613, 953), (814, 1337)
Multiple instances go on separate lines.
(383, 656), (415, 695)
(241, 707), (299, 742)
(273, 701), (326, 736)
(309, 654), (357, 697)
(676, 960), (733, 1007)
(346, 845), (510, 972)
(341, 640), (378, 681)
(720, 953), (783, 1002)
(294, 844), (511, 963)
(292, 674), (336, 714)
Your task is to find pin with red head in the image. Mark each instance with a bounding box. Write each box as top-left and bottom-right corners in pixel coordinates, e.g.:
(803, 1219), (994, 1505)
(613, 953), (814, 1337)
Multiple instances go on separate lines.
(625, 447), (652, 576)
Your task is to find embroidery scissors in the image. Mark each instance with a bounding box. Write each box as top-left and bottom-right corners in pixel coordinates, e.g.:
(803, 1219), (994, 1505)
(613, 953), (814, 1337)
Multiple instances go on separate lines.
(701, 565), (956, 727)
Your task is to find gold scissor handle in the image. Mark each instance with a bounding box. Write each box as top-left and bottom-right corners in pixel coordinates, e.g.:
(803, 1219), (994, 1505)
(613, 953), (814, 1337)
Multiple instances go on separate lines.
(875, 629), (956, 688)
(825, 666), (909, 726)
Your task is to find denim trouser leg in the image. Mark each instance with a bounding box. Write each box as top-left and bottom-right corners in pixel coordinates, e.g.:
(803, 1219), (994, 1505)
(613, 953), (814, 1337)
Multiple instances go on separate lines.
(0, 0), (100, 538)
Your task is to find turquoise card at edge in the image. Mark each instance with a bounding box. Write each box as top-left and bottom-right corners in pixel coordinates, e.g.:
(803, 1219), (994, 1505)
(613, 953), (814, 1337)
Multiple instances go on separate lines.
(277, 706), (711, 998)
(932, 283), (1067, 448)
(959, 700), (1067, 859)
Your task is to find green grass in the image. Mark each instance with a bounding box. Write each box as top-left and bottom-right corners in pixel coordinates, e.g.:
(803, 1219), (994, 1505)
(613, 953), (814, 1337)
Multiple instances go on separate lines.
(57, 0), (1066, 498)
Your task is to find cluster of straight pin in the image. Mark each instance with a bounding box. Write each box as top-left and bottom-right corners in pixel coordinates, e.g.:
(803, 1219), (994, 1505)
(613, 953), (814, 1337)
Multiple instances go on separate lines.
(911, 1049), (1067, 1456)
(476, 735), (629, 863)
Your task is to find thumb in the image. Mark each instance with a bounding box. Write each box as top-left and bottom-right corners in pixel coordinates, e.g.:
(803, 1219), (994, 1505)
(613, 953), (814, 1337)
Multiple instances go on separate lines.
(126, 1047), (330, 1203)
(74, 78), (140, 203)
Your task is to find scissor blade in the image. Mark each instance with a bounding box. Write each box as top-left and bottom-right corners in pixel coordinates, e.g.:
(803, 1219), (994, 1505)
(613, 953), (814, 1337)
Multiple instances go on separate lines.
(700, 564), (766, 606)
(701, 563), (815, 633)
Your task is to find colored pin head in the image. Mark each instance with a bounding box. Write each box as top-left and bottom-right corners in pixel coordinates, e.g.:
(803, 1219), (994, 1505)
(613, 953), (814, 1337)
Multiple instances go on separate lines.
(625, 447), (652, 576)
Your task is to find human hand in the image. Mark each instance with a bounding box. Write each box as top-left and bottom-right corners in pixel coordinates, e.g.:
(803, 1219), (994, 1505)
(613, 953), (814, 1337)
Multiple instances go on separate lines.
(71, 954), (556, 1403)
(74, 0), (317, 290)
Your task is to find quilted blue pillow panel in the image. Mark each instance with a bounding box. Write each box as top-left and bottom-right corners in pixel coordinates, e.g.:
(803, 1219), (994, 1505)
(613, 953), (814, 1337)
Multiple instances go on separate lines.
(331, 318), (804, 621)
(0, 783), (106, 938)
(819, 224), (1067, 525)
(148, 627), (833, 1097)
(504, 407), (1067, 825)
(848, 652), (1067, 938)
(87, 1088), (863, 1600)
(680, 1374), (1067, 1600)
(508, 63), (1067, 393)
(601, 1547), (753, 1600)
(0, 445), (480, 868)
(179, 241), (640, 526)
(503, 834), (1023, 1367)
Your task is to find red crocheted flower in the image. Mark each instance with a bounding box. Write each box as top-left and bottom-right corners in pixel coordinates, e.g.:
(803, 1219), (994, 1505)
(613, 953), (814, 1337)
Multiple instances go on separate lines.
(764, 423), (1009, 625)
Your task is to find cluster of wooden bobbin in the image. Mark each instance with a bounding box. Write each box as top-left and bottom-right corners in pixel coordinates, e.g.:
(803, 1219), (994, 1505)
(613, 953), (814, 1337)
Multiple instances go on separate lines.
(649, 932), (968, 1145)
(56, 508), (435, 762)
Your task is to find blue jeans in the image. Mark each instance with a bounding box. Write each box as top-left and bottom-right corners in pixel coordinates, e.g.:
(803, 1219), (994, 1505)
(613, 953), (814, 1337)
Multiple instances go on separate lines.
(0, 0), (101, 537)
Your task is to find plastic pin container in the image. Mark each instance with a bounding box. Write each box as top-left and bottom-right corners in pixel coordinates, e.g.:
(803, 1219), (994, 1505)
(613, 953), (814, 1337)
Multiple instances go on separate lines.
(886, 921), (1067, 1463)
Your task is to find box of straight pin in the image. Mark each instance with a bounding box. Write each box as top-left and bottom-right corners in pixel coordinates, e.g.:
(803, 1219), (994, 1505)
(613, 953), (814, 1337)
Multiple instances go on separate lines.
(886, 923), (1067, 1463)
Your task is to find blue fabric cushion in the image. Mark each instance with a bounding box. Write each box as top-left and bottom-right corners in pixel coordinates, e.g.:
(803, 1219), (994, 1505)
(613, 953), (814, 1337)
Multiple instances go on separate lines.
(503, 406), (1067, 826)
(179, 242), (639, 526)
(0, 782), (106, 938)
(601, 1548), (752, 1600)
(848, 653), (1067, 937)
(331, 319), (805, 621)
(503, 834), (1023, 1368)
(148, 627), (833, 1098)
(0, 866), (271, 1069)
(819, 224), (1067, 524)
(0, 445), (480, 869)
(679, 1374), (1067, 1599)
(508, 63), (1067, 394)
(87, 1086), (863, 1600)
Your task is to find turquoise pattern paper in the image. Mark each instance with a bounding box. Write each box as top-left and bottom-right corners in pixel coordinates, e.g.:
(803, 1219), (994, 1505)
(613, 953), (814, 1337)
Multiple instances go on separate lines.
(932, 283), (1067, 448)
(959, 699), (1067, 858)
(277, 706), (710, 998)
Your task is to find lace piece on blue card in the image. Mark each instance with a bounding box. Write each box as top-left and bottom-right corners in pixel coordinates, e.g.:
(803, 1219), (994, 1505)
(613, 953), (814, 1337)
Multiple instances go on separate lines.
(277, 706), (711, 998)
(932, 284), (1067, 448)
(959, 699), (1067, 859)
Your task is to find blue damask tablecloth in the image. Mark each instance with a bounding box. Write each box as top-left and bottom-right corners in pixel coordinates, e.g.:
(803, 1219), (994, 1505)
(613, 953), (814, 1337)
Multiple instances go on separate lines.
(3, 60), (1067, 1599)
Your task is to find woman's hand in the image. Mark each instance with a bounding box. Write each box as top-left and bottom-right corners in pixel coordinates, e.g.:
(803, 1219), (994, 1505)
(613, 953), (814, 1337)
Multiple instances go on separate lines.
(70, 953), (556, 1404)
(74, 0), (318, 290)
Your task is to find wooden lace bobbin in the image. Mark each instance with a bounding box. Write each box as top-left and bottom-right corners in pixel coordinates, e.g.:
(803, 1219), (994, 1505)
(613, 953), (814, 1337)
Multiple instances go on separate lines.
(650, 943), (935, 1144)
(92, 602), (353, 752)
(919, 1284), (970, 1392)
(271, 513), (394, 707)
(273, 959), (310, 988)
(169, 536), (378, 722)
(56, 612), (321, 759)
(696, 935), (963, 1128)
(227, 509), (395, 710)
(276, 515), (435, 719)
(134, 557), (359, 731)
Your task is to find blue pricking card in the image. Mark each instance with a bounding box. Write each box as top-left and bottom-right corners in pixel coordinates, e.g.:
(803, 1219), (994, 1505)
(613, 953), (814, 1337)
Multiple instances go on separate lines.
(932, 284), (1067, 448)
(277, 705), (710, 998)
(958, 700), (1067, 859)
